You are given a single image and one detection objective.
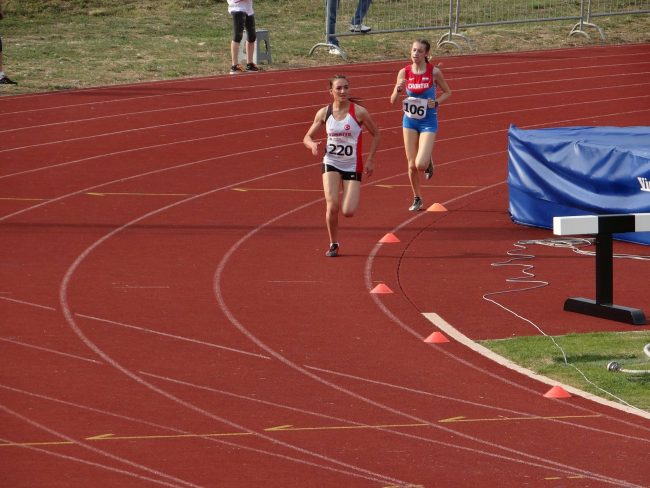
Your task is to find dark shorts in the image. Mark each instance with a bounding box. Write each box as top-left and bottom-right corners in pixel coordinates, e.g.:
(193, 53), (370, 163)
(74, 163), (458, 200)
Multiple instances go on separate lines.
(322, 164), (362, 182)
(231, 11), (256, 43)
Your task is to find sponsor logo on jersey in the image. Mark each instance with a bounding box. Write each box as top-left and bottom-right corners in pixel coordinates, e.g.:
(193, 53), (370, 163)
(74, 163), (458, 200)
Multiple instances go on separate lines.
(407, 83), (431, 90)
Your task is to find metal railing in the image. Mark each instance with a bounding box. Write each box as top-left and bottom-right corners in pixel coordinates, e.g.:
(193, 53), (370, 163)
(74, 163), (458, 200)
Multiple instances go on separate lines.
(310, 0), (650, 58)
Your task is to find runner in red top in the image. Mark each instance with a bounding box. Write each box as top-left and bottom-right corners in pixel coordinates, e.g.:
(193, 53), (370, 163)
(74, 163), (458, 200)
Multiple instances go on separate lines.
(390, 40), (452, 211)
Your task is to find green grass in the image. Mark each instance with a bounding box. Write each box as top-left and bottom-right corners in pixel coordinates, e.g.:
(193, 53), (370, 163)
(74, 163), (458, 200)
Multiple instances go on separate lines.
(481, 331), (650, 413)
(1, 0), (649, 95)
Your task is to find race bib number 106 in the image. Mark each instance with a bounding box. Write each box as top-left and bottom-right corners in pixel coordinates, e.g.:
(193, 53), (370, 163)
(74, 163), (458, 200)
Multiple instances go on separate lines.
(403, 97), (428, 120)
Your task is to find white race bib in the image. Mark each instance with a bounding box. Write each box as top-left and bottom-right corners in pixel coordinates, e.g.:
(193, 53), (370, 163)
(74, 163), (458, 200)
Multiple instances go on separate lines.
(403, 97), (428, 120)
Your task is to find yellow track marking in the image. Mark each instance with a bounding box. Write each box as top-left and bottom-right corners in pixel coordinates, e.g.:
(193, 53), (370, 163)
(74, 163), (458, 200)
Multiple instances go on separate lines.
(0, 197), (47, 201)
(374, 184), (479, 188)
(231, 187), (321, 192)
(0, 414), (600, 448)
(439, 414), (600, 423)
(263, 423), (427, 433)
(86, 192), (191, 197)
(544, 475), (584, 481)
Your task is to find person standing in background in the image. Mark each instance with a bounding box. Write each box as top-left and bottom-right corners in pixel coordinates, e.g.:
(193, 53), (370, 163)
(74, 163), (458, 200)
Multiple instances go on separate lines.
(326, 0), (342, 55)
(326, 0), (373, 56)
(0, 2), (17, 85)
(227, 0), (261, 74)
(350, 0), (372, 33)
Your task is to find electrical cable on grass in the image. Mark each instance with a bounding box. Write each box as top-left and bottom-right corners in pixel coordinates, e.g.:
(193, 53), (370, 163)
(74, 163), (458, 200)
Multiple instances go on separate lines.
(607, 343), (650, 375)
(483, 238), (649, 411)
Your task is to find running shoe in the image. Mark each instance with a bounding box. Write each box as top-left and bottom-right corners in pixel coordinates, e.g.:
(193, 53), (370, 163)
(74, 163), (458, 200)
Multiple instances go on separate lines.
(349, 24), (371, 33)
(425, 158), (435, 180)
(229, 64), (244, 75)
(245, 62), (261, 72)
(329, 46), (343, 56)
(409, 197), (423, 212)
(0, 75), (17, 85)
(326, 242), (339, 257)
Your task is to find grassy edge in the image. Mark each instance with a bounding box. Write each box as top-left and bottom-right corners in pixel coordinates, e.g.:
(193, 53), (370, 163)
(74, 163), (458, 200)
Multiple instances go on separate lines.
(1, 2), (649, 95)
(480, 331), (650, 415)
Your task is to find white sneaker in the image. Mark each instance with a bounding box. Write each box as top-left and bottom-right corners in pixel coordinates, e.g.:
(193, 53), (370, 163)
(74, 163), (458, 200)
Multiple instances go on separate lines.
(349, 24), (371, 33)
(409, 197), (423, 212)
(329, 47), (342, 55)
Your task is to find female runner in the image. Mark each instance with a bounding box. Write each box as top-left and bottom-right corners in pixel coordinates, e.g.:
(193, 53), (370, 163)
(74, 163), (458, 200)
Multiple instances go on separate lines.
(390, 39), (452, 211)
(303, 74), (381, 257)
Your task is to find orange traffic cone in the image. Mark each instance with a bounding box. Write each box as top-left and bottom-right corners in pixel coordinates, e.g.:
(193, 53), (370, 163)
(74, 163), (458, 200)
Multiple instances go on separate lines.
(379, 233), (400, 243)
(370, 283), (393, 294)
(543, 386), (571, 398)
(427, 203), (448, 212)
(424, 331), (450, 343)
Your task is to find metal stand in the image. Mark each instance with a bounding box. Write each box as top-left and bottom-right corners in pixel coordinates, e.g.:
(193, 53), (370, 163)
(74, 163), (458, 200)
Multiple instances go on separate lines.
(437, 0), (471, 52)
(309, 0), (349, 60)
(568, 0), (605, 40)
(238, 29), (273, 65)
(564, 233), (646, 325)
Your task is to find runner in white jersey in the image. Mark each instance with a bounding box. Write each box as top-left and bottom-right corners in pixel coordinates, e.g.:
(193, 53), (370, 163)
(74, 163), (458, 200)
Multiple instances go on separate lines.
(303, 75), (381, 257)
(323, 102), (363, 174)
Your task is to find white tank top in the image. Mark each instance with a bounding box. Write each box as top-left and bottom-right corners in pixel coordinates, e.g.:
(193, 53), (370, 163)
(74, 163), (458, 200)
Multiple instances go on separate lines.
(323, 103), (363, 173)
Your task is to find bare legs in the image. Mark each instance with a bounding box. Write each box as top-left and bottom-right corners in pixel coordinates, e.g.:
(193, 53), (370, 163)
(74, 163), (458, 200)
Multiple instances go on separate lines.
(403, 128), (437, 198)
(230, 40), (255, 66)
(322, 171), (361, 244)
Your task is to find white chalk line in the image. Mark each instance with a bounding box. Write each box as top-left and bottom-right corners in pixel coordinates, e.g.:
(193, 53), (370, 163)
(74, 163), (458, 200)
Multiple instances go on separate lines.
(212, 176), (643, 487)
(54, 168), (412, 486)
(1, 74), (646, 150)
(3, 44), (644, 484)
(0, 47), (645, 119)
(0, 404), (203, 488)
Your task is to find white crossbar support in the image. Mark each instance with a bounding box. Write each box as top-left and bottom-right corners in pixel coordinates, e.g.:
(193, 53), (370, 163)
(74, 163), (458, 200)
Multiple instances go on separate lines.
(553, 213), (650, 236)
(553, 212), (649, 325)
(637, 213), (650, 231)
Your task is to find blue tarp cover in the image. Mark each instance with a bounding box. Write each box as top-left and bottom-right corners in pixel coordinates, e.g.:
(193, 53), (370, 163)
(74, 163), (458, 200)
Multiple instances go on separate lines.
(507, 125), (650, 245)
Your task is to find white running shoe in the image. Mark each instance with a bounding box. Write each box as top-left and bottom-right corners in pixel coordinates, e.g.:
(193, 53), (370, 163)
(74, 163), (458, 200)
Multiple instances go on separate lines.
(409, 197), (423, 212)
(349, 24), (371, 33)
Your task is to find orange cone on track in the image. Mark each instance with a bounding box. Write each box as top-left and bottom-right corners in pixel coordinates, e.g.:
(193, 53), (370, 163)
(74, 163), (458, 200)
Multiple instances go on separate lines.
(370, 283), (393, 294)
(427, 203), (448, 212)
(424, 331), (450, 343)
(379, 233), (400, 243)
(543, 386), (571, 398)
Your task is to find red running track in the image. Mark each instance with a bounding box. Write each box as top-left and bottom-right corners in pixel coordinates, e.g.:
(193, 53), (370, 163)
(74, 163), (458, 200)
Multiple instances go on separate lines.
(1, 43), (650, 487)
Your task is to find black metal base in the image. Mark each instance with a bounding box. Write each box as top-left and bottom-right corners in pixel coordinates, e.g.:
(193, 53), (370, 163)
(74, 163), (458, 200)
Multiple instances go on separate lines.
(564, 298), (647, 326)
